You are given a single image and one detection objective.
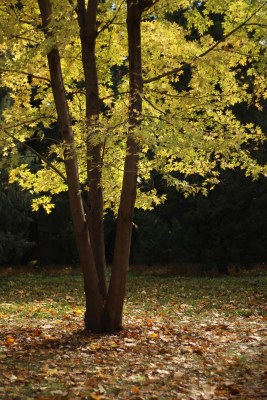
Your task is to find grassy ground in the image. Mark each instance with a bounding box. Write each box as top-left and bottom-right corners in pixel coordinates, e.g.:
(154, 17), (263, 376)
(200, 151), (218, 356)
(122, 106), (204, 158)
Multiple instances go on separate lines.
(0, 268), (266, 399)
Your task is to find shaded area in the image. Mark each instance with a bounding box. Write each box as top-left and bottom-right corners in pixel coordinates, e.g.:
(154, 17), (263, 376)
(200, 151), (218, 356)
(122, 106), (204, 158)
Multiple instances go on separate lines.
(131, 170), (267, 273)
(1, 168), (267, 275)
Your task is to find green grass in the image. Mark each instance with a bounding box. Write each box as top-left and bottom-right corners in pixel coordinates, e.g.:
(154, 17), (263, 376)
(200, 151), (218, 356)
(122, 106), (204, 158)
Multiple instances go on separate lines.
(0, 269), (266, 399)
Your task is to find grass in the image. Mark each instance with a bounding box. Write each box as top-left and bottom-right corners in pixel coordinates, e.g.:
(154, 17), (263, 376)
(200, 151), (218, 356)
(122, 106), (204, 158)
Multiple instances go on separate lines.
(0, 267), (266, 399)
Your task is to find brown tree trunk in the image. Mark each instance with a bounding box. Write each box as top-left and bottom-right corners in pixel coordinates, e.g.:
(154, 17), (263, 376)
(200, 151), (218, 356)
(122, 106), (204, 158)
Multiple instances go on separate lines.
(77, 0), (107, 299)
(38, 0), (155, 334)
(37, 0), (103, 333)
(103, 0), (143, 332)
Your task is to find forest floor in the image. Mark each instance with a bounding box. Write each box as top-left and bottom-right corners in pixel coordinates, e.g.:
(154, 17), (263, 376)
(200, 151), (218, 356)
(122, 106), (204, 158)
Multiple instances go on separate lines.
(0, 267), (266, 399)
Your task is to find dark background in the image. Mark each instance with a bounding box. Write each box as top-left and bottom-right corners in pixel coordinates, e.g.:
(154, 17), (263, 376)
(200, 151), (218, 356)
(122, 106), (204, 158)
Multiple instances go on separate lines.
(1, 166), (267, 275)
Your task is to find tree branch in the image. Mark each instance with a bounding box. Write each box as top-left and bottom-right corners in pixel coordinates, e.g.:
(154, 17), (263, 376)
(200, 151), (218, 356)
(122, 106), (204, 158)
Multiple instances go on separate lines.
(97, 0), (126, 36)
(99, 90), (129, 102)
(2, 129), (67, 183)
(143, 95), (165, 114)
(143, 1), (267, 84)
(3, 116), (56, 130)
(0, 67), (50, 83)
(3, 128), (92, 215)
(140, 0), (160, 11)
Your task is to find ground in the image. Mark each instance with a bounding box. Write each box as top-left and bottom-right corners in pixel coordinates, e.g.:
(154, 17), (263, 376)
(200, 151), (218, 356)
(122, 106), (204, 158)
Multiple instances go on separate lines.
(0, 267), (266, 399)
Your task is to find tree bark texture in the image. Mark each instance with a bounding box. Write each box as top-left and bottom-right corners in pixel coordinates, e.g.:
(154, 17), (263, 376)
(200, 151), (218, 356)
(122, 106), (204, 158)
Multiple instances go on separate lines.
(77, 0), (107, 299)
(37, 0), (154, 333)
(103, 0), (144, 332)
(37, 0), (103, 333)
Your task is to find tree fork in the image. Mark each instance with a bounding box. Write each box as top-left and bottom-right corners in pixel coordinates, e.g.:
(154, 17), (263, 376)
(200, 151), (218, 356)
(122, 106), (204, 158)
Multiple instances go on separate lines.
(77, 0), (107, 299)
(103, 0), (144, 333)
(37, 0), (104, 333)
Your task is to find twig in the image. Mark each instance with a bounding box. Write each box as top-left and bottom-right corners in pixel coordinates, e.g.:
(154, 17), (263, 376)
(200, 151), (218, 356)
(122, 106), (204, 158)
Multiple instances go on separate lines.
(2, 129), (67, 183)
(97, 0), (126, 36)
(0, 67), (50, 83)
(143, 1), (267, 84)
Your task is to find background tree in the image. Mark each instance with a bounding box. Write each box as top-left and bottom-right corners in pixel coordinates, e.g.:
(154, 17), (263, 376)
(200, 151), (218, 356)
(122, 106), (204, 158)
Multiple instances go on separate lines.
(0, 169), (33, 265)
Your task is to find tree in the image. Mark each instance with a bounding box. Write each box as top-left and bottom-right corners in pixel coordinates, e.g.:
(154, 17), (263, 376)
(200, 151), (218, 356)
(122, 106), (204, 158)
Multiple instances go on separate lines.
(0, 169), (33, 265)
(0, 0), (267, 332)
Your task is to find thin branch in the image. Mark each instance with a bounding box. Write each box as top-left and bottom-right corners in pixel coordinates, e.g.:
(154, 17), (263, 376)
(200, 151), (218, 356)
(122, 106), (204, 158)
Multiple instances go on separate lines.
(2, 129), (67, 183)
(0, 68), (50, 83)
(24, 136), (61, 145)
(11, 35), (40, 44)
(105, 118), (128, 133)
(3, 128), (92, 216)
(150, 0), (160, 7)
(3, 116), (56, 131)
(246, 23), (267, 28)
(17, 19), (37, 26)
(143, 0), (267, 84)
(99, 90), (129, 102)
(141, 0), (161, 12)
(143, 95), (165, 114)
(213, 48), (260, 58)
(97, 0), (126, 36)
(150, 88), (240, 102)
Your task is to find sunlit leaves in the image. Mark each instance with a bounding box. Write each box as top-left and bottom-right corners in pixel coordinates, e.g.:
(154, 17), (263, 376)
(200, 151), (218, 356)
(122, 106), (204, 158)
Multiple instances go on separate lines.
(0, 0), (267, 212)
(9, 162), (67, 212)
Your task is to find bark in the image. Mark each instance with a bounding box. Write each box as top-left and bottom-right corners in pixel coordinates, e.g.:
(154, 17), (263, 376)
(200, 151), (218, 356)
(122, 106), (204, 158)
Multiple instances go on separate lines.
(103, 0), (143, 332)
(38, 0), (154, 333)
(77, 0), (107, 299)
(37, 0), (103, 333)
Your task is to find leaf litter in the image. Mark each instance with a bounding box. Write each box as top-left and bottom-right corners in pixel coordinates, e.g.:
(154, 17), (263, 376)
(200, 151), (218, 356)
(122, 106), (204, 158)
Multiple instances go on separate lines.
(0, 271), (266, 399)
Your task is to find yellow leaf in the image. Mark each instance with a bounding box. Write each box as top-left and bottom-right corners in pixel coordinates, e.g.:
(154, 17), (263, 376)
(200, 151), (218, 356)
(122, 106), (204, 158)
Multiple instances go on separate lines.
(149, 332), (158, 339)
(46, 368), (59, 376)
(131, 386), (140, 394)
(90, 394), (102, 400)
(6, 337), (15, 345)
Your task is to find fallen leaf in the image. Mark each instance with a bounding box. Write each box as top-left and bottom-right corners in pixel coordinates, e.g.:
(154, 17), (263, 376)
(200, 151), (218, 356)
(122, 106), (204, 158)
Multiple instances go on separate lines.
(149, 333), (158, 339)
(6, 337), (15, 345)
(131, 386), (140, 394)
(89, 394), (103, 400)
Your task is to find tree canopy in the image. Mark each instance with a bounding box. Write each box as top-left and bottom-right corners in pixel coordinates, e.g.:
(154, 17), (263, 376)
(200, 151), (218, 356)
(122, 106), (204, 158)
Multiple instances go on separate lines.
(1, 0), (266, 209)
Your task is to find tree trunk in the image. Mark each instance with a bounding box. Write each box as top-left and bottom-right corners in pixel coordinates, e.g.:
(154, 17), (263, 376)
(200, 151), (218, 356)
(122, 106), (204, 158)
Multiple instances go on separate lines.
(37, 0), (104, 333)
(103, 0), (143, 332)
(77, 0), (107, 299)
(38, 0), (156, 333)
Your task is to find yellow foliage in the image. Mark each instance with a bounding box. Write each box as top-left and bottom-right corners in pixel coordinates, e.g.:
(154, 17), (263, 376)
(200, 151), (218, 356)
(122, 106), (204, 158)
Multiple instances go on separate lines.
(0, 0), (266, 212)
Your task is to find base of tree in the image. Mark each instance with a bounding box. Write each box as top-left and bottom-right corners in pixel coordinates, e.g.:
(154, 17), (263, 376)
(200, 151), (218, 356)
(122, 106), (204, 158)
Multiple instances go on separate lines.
(84, 312), (123, 334)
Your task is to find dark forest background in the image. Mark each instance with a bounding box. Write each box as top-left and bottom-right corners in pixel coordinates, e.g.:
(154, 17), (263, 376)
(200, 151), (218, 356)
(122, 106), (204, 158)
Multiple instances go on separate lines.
(1, 165), (267, 275)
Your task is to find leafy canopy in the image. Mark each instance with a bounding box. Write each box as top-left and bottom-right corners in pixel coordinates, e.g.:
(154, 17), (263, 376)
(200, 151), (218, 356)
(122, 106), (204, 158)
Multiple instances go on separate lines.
(0, 0), (267, 212)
